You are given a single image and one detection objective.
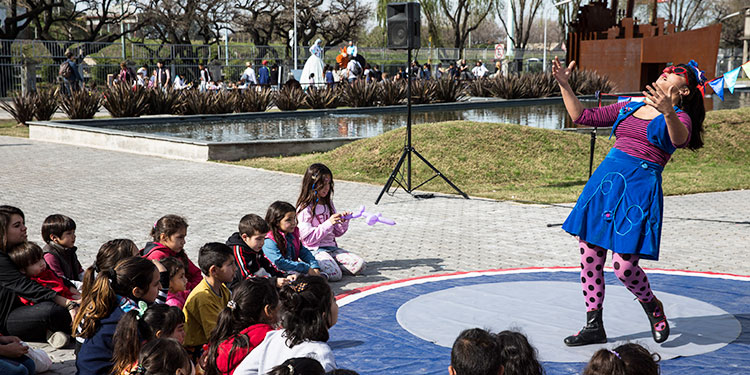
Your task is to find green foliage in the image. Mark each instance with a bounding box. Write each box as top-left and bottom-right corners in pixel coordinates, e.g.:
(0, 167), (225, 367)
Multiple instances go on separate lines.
(0, 92), (36, 125)
(432, 78), (466, 103)
(340, 80), (380, 107)
(378, 80), (407, 106)
(147, 89), (184, 115)
(275, 86), (307, 111)
(102, 84), (151, 118)
(33, 88), (60, 121)
(409, 80), (435, 104)
(303, 87), (339, 109)
(60, 90), (102, 119)
(234, 88), (275, 113)
(569, 70), (615, 95)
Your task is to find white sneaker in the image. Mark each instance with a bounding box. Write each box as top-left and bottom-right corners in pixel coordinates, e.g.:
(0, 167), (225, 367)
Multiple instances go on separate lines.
(46, 331), (71, 349)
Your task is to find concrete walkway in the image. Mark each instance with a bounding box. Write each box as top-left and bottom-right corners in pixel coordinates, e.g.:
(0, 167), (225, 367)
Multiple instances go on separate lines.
(1, 136), (748, 374)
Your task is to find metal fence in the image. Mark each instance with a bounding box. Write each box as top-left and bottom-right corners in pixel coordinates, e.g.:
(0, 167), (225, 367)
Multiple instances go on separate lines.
(0, 38), (559, 97)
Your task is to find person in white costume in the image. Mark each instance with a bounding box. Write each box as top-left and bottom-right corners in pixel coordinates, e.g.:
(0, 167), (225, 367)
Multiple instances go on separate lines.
(300, 39), (325, 89)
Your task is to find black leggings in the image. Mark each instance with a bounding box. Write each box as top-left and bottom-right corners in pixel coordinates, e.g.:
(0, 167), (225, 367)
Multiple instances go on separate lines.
(6, 302), (71, 342)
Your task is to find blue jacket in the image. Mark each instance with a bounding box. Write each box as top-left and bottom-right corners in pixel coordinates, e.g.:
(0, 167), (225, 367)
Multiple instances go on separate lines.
(75, 306), (122, 375)
(610, 101), (685, 155)
(262, 229), (320, 273)
(258, 66), (270, 85)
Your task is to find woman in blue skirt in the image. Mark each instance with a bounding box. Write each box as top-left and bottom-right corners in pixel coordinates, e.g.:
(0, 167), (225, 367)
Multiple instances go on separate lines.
(552, 57), (706, 346)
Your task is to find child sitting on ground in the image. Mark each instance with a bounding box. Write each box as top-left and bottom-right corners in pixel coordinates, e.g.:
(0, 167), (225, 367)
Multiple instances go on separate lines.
(205, 278), (280, 375)
(494, 330), (543, 375)
(450, 328), (503, 375)
(583, 343), (660, 375)
(234, 275), (338, 374)
(142, 214), (202, 291)
(226, 214), (295, 290)
(41, 214), (84, 288)
(130, 338), (194, 375)
(7, 242), (80, 323)
(74, 257), (160, 375)
(111, 304), (186, 374)
(160, 257), (190, 308)
(263, 202), (322, 278)
(182, 242), (236, 360)
(296, 163), (365, 282)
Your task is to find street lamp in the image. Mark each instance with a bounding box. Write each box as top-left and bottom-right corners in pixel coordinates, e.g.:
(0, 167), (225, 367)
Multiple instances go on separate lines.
(543, 0), (574, 72)
(293, 0), (298, 70)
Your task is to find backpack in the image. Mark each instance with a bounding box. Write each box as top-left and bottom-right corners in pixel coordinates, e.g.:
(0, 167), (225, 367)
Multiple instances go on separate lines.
(351, 61), (362, 76)
(59, 61), (73, 79)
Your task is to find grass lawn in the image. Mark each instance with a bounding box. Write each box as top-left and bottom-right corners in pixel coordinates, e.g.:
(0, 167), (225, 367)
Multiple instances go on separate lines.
(230, 107), (750, 203)
(0, 120), (29, 137)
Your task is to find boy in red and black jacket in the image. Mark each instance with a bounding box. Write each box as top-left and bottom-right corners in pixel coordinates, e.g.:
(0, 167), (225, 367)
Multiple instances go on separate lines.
(225, 214), (295, 290)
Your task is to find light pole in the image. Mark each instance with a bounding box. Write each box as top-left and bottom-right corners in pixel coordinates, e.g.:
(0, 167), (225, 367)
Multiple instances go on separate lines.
(120, 0), (126, 60)
(543, 0), (574, 72)
(293, 0), (298, 70)
(719, 8), (750, 72)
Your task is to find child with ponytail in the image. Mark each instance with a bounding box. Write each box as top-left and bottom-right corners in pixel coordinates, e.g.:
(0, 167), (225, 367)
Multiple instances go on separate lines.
(111, 304), (186, 374)
(263, 202), (321, 277)
(74, 257), (161, 375)
(234, 275), (338, 375)
(205, 278), (279, 375)
(142, 215), (202, 291)
(583, 343), (660, 375)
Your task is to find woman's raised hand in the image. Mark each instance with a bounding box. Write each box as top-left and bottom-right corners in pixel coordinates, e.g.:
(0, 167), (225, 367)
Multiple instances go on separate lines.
(552, 56), (576, 87)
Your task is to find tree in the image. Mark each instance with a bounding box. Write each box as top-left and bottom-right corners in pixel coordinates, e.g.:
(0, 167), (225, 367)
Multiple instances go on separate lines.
(438, 0), (494, 51)
(713, 0), (745, 48)
(496, 0), (544, 59)
(556, 0), (583, 46)
(659, 0), (716, 31)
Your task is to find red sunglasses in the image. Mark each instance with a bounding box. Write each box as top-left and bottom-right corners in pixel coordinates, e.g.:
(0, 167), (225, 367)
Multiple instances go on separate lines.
(663, 66), (689, 82)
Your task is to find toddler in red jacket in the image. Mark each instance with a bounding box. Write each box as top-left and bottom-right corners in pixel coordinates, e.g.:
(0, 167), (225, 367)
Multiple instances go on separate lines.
(8, 241), (80, 321)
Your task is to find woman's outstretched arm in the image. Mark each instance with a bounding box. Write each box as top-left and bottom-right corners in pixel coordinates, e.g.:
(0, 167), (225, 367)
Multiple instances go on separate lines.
(553, 57), (583, 121)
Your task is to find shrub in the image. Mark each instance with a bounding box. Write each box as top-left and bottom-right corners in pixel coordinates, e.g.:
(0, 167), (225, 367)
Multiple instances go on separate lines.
(487, 74), (528, 99)
(60, 89), (102, 119)
(466, 78), (492, 97)
(275, 86), (306, 111)
(340, 80), (380, 107)
(209, 91), (235, 114)
(524, 73), (559, 98)
(235, 88), (274, 113)
(303, 87), (339, 109)
(147, 88), (183, 115)
(0, 92), (36, 125)
(378, 80), (406, 106)
(180, 90), (212, 115)
(33, 88), (59, 121)
(569, 70), (615, 95)
(409, 80), (435, 104)
(102, 83), (151, 118)
(432, 78), (466, 103)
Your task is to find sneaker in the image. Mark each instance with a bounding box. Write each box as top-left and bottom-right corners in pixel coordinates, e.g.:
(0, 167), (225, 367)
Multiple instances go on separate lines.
(47, 331), (72, 349)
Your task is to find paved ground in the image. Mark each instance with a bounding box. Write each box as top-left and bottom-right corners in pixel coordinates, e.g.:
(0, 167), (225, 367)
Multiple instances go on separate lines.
(1, 136), (748, 374)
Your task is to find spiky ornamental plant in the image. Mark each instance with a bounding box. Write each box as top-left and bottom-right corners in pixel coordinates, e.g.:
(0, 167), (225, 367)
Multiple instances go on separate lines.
(59, 89), (102, 119)
(102, 83), (150, 118)
(0, 92), (36, 125)
(275, 86), (307, 111)
(340, 80), (380, 107)
(33, 88), (60, 121)
(378, 80), (407, 106)
(235, 88), (275, 113)
(432, 77), (467, 103)
(303, 87), (339, 109)
(147, 88), (183, 115)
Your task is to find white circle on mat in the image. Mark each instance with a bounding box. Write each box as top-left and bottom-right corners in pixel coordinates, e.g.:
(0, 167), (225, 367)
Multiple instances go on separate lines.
(396, 281), (741, 363)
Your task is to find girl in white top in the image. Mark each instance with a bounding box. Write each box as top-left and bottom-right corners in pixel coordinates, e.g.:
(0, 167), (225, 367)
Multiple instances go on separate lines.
(233, 275), (338, 375)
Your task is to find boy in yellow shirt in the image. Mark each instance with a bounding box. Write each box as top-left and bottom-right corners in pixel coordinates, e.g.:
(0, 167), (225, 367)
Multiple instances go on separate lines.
(182, 242), (236, 359)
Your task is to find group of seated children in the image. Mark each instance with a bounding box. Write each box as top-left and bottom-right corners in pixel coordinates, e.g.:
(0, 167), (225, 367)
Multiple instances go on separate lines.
(449, 328), (661, 375)
(0, 163), (367, 374)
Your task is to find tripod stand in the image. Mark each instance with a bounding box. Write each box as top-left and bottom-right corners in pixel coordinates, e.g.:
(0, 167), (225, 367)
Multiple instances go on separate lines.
(375, 47), (469, 204)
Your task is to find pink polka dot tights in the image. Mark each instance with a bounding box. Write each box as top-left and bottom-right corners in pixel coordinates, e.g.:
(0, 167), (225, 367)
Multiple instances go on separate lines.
(578, 240), (654, 312)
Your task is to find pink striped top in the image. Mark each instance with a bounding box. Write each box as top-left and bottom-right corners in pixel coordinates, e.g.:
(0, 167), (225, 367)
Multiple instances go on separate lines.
(574, 101), (692, 166)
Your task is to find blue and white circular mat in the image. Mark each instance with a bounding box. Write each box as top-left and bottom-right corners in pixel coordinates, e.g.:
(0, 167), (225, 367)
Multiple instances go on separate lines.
(328, 268), (750, 375)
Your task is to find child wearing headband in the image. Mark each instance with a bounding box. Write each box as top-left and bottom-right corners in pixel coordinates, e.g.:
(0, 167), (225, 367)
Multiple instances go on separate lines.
(583, 343), (660, 375)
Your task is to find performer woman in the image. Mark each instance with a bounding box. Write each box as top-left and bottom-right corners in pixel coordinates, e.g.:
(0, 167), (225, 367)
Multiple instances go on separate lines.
(301, 39), (325, 89)
(553, 57), (706, 346)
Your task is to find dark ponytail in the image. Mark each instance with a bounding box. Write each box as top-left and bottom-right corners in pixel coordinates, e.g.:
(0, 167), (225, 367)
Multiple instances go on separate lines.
(675, 63), (705, 150)
(278, 275), (332, 347)
(268, 358), (325, 375)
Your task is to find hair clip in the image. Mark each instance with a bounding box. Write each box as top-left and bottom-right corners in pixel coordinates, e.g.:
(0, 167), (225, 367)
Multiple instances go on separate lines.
(287, 364), (295, 375)
(687, 60), (707, 87)
(130, 363), (146, 375)
(136, 301), (148, 318)
(227, 300), (237, 310)
(292, 282), (308, 293)
(608, 349), (621, 359)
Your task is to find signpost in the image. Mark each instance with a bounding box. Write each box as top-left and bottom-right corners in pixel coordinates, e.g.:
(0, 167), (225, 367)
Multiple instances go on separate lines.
(495, 44), (505, 60)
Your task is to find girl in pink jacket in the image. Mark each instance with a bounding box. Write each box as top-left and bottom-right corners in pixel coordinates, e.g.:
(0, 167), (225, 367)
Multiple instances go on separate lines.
(295, 164), (365, 281)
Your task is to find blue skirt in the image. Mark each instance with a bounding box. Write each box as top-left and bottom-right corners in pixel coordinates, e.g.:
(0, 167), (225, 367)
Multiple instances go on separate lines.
(562, 148), (664, 260)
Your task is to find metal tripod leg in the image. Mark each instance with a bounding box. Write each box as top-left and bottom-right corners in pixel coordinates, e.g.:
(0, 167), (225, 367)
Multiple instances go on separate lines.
(375, 146), (410, 205)
(412, 149), (469, 199)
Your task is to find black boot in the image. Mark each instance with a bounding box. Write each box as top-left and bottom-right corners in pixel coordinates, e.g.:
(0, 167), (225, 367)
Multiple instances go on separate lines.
(640, 297), (669, 343)
(564, 309), (607, 346)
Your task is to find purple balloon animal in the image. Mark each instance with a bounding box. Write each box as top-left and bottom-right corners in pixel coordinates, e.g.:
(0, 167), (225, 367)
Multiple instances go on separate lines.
(343, 205), (396, 226)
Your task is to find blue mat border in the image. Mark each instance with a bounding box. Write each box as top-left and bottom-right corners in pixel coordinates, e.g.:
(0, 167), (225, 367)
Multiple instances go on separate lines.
(329, 269), (750, 375)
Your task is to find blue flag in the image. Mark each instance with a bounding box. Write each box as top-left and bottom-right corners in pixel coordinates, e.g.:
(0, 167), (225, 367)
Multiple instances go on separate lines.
(708, 77), (725, 101)
(724, 67), (740, 94)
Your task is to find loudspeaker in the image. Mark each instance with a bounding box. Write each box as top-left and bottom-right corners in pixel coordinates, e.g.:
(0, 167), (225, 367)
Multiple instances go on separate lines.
(387, 2), (420, 50)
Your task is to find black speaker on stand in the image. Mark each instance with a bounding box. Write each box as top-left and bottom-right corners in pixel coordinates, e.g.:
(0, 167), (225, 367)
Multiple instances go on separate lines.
(375, 2), (468, 204)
